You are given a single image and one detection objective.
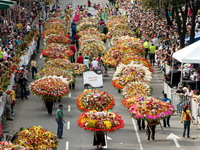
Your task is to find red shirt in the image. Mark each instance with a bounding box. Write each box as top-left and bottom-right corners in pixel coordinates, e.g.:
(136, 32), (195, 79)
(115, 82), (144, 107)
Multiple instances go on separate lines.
(100, 21), (105, 26)
(69, 45), (76, 53)
(76, 56), (83, 63)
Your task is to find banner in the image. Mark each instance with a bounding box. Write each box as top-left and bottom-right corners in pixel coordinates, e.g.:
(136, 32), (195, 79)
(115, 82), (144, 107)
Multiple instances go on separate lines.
(83, 71), (103, 88)
(88, 7), (98, 16)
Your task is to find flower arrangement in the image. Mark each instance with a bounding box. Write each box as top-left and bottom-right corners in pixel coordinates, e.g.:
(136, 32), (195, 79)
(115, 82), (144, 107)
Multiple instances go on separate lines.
(120, 53), (153, 72)
(78, 28), (105, 40)
(45, 18), (65, 25)
(42, 59), (72, 71)
(47, 34), (72, 45)
(42, 29), (65, 38)
(78, 111), (124, 132)
(39, 67), (74, 83)
(30, 76), (70, 101)
(122, 81), (150, 98)
(112, 63), (152, 89)
(0, 141), (26, 149)
(71, 63), (87, 75)
(80, 39), (106, 57)
(41, 43), (74, 59)
(13, 126), (58, 150)
(77, 21), (100, 32)
(77, 89), (115, 111)
(129, 97), (175, 120)
(111, 36), (144, 53)
(44, 23), (66, 31)
(122, 95), (147, 108)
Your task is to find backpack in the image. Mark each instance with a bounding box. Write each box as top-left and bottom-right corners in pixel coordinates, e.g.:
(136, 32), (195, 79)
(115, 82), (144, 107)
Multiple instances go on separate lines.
(186, 113), (191, 120)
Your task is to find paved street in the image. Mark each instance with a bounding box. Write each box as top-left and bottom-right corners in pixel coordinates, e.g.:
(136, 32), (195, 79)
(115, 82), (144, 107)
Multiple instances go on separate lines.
(5, 0), (200, 150)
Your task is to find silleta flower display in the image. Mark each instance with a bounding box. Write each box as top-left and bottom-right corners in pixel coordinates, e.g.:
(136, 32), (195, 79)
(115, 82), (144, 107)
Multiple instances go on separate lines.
(13, 126), (58, 149)
(129, 97), (175, 120)
(77, 89), (115, 111)
(112, 62), (152, 89)
(30, 76), (70, 101)
(78, 111), (124, 132)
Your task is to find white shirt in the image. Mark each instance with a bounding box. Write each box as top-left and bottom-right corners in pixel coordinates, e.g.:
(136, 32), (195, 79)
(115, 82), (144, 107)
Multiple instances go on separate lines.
(91, 60), (99, 67)
(84, 59), (90, 69)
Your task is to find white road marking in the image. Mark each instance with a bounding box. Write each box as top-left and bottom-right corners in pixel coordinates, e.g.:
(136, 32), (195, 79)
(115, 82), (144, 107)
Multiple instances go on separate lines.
(132, 118), (143, 150)
(68, 92), (71, 97)
(67, 121), (70, 129)
(66, 141), (69, 150)
(167, 133), (181, 148)
(68, 105), (71, 112)
(107, 136), (112, 140)
(104, 135), (108, 149)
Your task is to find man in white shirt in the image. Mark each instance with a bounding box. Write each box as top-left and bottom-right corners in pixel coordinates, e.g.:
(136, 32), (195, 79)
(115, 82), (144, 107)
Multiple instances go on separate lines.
(91, 58), (99, 68)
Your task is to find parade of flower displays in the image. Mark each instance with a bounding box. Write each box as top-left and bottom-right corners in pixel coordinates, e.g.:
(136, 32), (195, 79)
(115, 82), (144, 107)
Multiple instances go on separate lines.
(78, 111), (124, 132)
(77, 89), (115, 111)
(13, 126), (58, 150)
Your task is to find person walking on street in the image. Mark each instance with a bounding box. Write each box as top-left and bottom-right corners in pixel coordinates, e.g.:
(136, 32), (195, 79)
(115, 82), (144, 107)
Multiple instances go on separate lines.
(181, 105), (192, 138)
(31, 58), (37, 79)
(147, 120), (160, 140)
(18, 75), (28, 100)
(45, 100), (54, 115)
(137, 119), (145, 130)
(93, 131), (106, 149)
(5, 90), (13, 121)
(162, 93), (171, 127)
(143, 40), (149, 59)
(76, 53), (84, 64)
(149, 44), (156, 66)
(56, 104), (65, 139)
(10, 88), (16, 116)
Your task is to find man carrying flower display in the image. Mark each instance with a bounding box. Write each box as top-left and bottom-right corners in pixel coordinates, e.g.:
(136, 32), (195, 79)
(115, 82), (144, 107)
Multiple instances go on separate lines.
(56, 104), (65, 139)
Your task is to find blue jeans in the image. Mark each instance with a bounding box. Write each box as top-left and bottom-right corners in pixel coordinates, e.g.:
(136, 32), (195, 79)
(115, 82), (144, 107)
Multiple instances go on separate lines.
(56, 119), (63, 138)
(183, 120), (191, 137)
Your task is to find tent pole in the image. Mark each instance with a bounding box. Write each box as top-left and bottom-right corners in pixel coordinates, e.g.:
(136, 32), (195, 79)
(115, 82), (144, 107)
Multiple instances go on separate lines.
(179, 63), (184, 87)
(170, 58), (175, 85)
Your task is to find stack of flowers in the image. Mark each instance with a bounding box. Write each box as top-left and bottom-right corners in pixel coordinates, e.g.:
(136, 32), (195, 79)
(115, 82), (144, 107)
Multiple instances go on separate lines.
(122, 81), (150, 98)
(78, 28), (105, 40)
(0, 141), (26, 149)
(120, 53), (153, 72)
(78, 111), (124, 132)
(47, 34), (72, 45)
(77, 21), (100, 32)
(30, 76), (70, 101)
(14, 126), (58, 149)
(111, 36), (144, 53)
(71, 63), (87, 75)
(41, 43), (74, 59)
(45, 18), (65, 24)
(42, 28), (64, 38)
(77, 89), (115, 111)
(112, 63), (152, 89)
(79, 35), (102, 45)
(122, 95), (147, 108)
(107, 16), (128, 31)
(80, 39), (106, 57)
(39, 67), (74, 83)
(129, 97), (175, 120)
(42, 59), (72, 72)
(44, 23), (66, 31)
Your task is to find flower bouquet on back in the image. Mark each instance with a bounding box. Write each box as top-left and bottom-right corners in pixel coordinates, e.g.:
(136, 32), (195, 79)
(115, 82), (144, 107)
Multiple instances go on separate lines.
(30, 76), (70, 101)
(112, 63), (152, 89)
(77, 89), (115, 111)
(122, 81), (150, 98)
(13, 126), (58, 150)
(129, 97), (175, 120)
(78, 111), (124, 132)
(0, 141), (26, 149)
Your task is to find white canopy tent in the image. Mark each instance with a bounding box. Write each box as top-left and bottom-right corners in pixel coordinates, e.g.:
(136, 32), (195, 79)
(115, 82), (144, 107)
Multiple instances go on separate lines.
(173, 40), (200, 63)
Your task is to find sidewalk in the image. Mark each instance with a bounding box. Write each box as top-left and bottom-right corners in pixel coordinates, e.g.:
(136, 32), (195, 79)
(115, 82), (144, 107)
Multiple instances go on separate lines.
(151, 66), (200, 141)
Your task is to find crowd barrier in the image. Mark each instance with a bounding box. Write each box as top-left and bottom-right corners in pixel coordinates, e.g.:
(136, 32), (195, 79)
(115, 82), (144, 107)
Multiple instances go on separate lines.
(164, 82), (200, 124)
